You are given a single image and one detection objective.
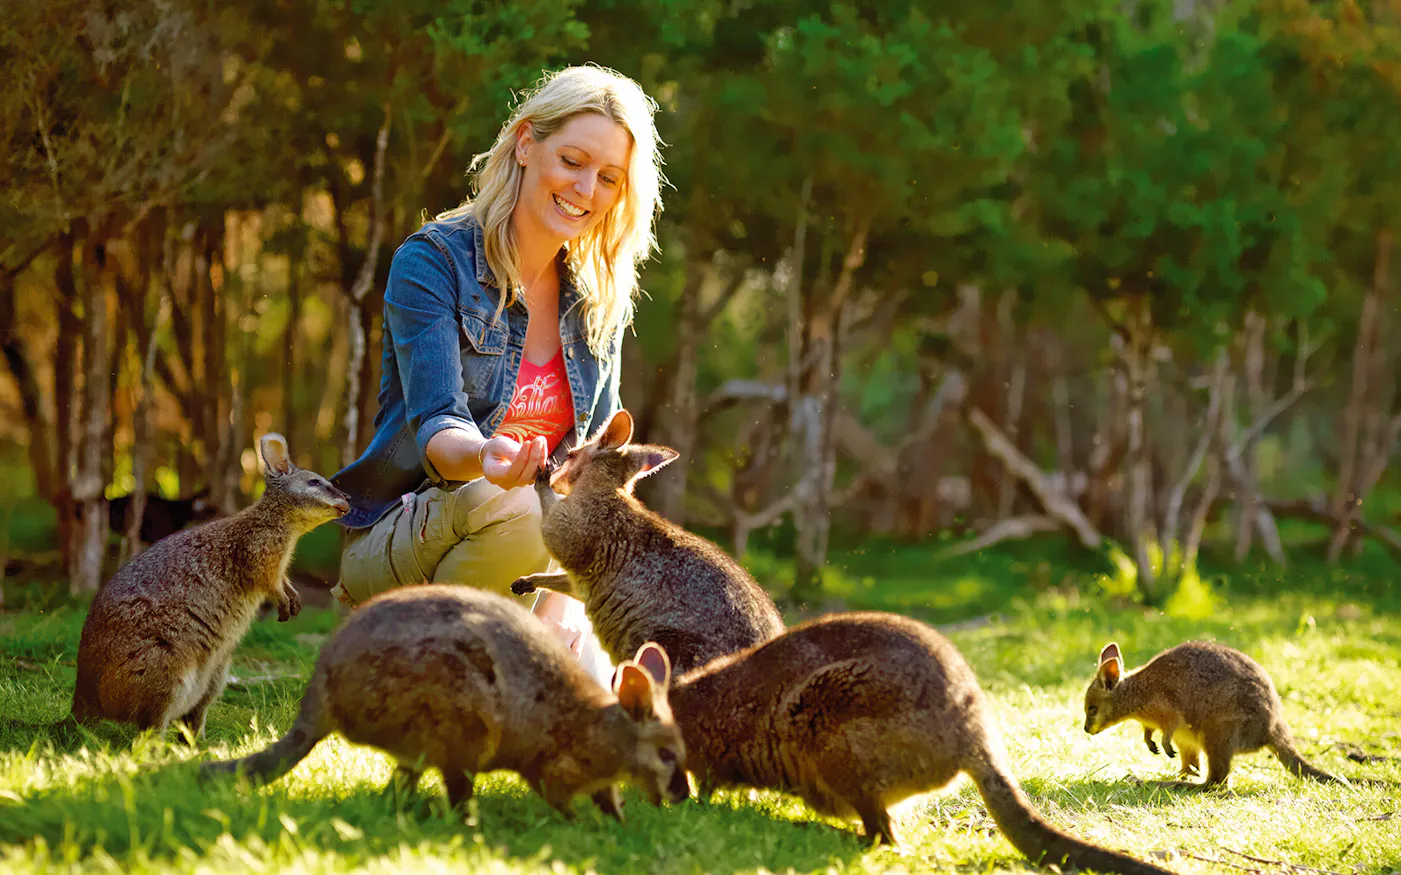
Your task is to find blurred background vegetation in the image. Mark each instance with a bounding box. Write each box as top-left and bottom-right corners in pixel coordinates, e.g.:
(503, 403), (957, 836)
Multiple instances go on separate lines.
(1, 0), (1399, 608)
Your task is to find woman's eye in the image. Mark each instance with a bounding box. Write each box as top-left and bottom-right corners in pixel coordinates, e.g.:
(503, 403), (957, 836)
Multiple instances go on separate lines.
(562, 156), (580, 168)
(601, 175), (619, 187)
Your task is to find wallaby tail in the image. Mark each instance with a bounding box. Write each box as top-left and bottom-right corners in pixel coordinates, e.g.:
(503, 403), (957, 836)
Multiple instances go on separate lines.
(1269, 728), (1344, 784)
(202, 668), (330, 784)
(965, 755), (1178, 875)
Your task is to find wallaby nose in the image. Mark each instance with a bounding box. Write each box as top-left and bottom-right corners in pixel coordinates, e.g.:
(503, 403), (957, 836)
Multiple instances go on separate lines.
(330, 496), (350, 515)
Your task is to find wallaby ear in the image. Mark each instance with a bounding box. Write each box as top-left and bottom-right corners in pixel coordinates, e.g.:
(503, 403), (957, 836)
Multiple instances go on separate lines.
(259, 433), (294, 478)
(614, 662), (657, 721)
(596, 409), (634, 450)
(625, 446), (679, 483)
(632, 642), (672, 689)
(1099, 642), (1122, 666)
(1097, 656), (1122, 690)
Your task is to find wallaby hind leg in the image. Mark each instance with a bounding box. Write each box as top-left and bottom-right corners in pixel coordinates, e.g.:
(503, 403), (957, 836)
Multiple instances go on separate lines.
(441, 768), (475, 810)
(178, 658), (232, 741)
(1201, 735), (1236, 788)
(592, 786), (624, 821)
(1177, 741), (1201, 777)
(386, 764), (423, 805)
(854, 799), (897, 848)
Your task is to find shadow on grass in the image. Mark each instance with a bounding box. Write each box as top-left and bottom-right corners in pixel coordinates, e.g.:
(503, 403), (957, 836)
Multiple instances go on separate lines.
(0, 753), (872, 874)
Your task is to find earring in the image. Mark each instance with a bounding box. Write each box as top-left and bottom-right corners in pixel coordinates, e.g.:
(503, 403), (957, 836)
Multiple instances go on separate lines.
(518, 159), (526, 167)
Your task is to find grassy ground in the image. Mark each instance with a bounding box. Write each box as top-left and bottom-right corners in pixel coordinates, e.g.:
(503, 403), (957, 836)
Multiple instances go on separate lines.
(2, 542), (1399, 874)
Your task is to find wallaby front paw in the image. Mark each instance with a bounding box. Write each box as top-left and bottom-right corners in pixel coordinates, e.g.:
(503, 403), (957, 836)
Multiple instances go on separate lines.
(1146, 738), (1160, 756)
(511, 577), (537, 596)
(277, 584), (302, 622)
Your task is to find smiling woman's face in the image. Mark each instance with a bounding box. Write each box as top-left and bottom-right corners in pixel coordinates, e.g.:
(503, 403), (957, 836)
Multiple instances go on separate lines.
(514, 112), (633, 250)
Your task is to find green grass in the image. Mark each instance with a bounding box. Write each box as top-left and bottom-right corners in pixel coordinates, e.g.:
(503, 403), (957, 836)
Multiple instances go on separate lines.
(2, 544), (1399, 874)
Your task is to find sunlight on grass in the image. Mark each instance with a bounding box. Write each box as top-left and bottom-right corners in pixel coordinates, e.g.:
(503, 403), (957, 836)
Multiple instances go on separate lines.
(3, 562), (1399, 874)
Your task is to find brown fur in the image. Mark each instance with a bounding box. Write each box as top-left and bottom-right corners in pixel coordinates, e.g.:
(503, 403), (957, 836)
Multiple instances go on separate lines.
(70, 434), (348, 738)
(639, 612), (1174, 874)
(510, 409), (785, 674)
(203, 586), (689, 819)
(1084, 640), (1350, 787)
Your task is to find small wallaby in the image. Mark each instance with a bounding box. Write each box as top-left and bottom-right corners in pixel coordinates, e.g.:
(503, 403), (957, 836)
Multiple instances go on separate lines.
(203, 585), (689, 819)
(107, 487), (218, 544)
(511, 409), (785, 674)
(69, 433), (347, 738)
(642, 611), (1174, 875)
(1084, 641), (1380, 788)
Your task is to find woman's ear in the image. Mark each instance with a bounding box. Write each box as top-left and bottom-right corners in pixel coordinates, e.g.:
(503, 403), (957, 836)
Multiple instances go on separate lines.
(515, 122), (536, 166)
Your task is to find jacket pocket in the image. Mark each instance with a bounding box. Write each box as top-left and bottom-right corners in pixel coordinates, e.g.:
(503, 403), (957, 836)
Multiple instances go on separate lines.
(460, 310), (507, 355)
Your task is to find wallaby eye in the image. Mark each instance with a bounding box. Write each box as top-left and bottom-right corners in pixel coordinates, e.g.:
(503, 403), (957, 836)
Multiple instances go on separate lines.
(309, 477), (326, 488)
(1088, 706), (1098, 716)
(658, 748), (677, 765)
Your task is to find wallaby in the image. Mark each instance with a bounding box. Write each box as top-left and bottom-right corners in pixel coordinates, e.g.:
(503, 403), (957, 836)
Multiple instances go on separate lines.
(68, 433), (347, 738)
(107, 487), (218, 544)
(511, 409), (785, 674)
(203, 585), (689, 820)
(635, 612), (1175, 875)
(1084, 641), (1382, 788)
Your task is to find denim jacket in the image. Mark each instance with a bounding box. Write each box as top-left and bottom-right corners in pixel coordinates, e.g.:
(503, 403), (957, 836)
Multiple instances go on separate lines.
(332, 214), (623, 529)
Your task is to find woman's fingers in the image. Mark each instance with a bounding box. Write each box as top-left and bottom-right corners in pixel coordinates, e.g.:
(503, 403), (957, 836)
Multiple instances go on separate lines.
(485, 435), (549, 489)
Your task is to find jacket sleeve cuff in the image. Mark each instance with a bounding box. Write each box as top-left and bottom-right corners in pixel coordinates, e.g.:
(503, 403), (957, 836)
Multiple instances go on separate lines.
(416, 415), (484, 484)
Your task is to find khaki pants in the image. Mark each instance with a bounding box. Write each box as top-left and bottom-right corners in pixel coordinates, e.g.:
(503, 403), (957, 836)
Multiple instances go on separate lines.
(336, 479), (552, 604)
(333, 480), (614, 685)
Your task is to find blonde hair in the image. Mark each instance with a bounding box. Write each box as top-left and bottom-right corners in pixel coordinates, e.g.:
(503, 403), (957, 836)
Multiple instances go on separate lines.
(436, 65), (665, 357)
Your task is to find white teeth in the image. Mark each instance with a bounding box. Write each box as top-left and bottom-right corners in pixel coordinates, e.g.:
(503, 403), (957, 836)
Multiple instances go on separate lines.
(553, 194), (587, 218)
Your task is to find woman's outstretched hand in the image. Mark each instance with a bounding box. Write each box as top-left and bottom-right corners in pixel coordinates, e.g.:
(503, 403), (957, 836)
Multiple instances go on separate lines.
(480, 434), (548, 490)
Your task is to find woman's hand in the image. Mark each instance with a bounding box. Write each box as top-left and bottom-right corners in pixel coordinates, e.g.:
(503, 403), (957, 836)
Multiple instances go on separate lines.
(479, 434), (548, 490)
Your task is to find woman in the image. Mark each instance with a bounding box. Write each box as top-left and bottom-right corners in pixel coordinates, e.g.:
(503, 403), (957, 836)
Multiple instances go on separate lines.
(329, 65), (664, 683)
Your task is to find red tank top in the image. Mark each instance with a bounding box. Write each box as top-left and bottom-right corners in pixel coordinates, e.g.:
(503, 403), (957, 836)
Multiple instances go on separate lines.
(495, 349), (575, 452)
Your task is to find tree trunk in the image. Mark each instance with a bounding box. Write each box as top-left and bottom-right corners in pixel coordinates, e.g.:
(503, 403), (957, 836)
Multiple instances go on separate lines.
(121, 232), (172, 564)
(792, 220), (869, 601)
(1329, 229), (1396, 561)
(651, 256), (705, 523)
(0, 268), (54, 500)
(998, 316), (1027, 520)
(53, 231), (83, 567)
(1233, 310), (1268, 561)
(1123, 297), (1157, 599)
(70, 233), (113, 594)
(1048, 337), (1076, 480)
(282, 240), (304, 454)
(341, 104), (392, 467)
(1329, 230), (1389, 556)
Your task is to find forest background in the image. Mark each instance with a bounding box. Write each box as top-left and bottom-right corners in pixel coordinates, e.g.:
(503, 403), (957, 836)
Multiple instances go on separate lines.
(2, 0), (1400, 608)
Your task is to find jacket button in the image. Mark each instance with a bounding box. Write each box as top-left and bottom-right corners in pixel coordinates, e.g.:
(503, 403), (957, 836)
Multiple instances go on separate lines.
(566, 347), (575, 359)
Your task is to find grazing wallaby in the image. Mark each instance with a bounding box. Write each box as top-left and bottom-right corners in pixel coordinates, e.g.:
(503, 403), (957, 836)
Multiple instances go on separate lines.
(511, 409), (785, 674)
(638, 613), (1175, 875)
(204, 586), (689, 819)
(69, 433), (347, 738)
(1084, 641), (1380, 788)
(108, 487), (218, 544)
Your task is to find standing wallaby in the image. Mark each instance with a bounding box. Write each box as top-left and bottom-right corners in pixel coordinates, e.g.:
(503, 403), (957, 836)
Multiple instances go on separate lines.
(1084, 641), (1373, 788)
(203, 586), (689, 819)
(638, 612), (1175, 875)
(510, 409), (785, 674)
(69, 434), (347, 738)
